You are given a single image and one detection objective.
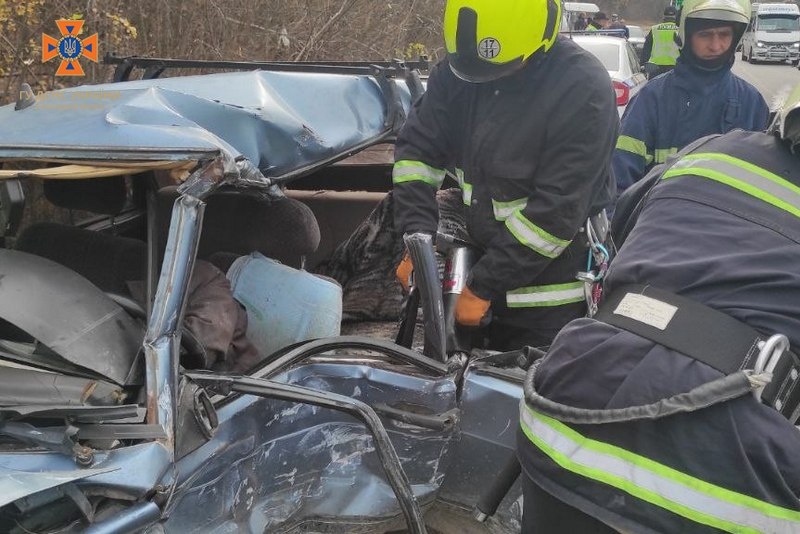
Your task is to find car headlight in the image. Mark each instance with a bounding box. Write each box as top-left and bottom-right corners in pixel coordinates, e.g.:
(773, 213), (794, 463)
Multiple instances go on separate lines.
(793, 43), (800, 48)
(756, 41), (765, 48)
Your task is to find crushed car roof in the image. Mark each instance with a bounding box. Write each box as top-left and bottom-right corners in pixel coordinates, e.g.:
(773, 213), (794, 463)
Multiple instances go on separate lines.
(0, 69), (415, 183)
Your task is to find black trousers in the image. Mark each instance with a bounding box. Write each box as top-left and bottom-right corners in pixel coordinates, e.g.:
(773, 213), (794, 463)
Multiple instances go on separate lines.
(521, 473), (619, 534)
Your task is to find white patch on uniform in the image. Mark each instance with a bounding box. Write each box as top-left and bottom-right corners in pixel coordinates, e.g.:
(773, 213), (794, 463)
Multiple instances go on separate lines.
(613, 293), (677, 330)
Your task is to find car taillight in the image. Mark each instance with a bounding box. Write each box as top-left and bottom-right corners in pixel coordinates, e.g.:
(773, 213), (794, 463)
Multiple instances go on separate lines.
(613, 81), (629, 106)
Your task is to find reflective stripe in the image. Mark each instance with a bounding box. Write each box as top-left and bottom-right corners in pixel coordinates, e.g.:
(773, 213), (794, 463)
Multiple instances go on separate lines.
(507, 282), (584, 308)
(663, 153), (800, 219)
(392, 160), (445, 187)
(462, 182), (473, 205)
(446, 168), (473, 205)
(520, 405), (800, 533)
(616, 135), (654, 165)
(505, 211), (571, 258)
(654, 147), (677, 164)
(492, 197), (528, 221)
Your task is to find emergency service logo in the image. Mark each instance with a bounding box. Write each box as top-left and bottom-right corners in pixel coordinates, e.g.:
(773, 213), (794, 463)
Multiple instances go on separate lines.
(42, 20), (99, 76)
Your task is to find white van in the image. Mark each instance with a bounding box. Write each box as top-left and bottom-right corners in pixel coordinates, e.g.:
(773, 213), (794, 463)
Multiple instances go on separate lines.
(741, 3), (800, 65)
(560, 2), (600, 32)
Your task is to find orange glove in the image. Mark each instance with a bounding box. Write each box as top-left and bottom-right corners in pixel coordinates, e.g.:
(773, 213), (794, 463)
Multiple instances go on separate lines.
(455, 286), (491, 327)
(395, 252), (414, 292)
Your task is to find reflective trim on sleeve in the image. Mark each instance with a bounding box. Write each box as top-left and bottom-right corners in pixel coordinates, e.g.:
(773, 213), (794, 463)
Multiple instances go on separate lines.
(663, 153), (800, 219)
(506, 282), (585, 308)
(616, 135), (654, 165)
(505, 211), (571, 258)
(492, 197), (529, 221)
(654, 147), (678, 164)
(520, 405), (800, 534)
(461, 182), (473, 205)
(445, 168), (472, 205)
(392, 160), (446, 188)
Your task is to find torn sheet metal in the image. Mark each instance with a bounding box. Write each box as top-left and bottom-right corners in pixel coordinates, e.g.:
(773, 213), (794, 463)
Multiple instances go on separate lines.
(162, 363), (457, 533)
(0, 250), (143, 385)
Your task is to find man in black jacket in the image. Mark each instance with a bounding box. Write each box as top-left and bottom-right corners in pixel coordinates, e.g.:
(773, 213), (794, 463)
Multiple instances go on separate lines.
(393, 0), (618, 350)
(517, 85), (800, 532)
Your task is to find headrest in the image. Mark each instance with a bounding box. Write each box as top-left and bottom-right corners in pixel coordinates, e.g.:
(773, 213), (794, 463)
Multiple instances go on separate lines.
(157, 186), (320, 266)
(43, 176), (128, 215)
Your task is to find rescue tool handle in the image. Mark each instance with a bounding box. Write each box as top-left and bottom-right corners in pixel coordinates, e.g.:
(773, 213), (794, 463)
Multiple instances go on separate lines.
(474, 452), (522, 522)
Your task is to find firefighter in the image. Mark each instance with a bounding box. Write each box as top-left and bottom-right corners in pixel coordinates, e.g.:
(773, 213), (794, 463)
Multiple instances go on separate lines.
(393, 0), (618, 351)
(613, 0), (769, 197)
(516, 85), (800, 533)
(640, 5), (680, 77)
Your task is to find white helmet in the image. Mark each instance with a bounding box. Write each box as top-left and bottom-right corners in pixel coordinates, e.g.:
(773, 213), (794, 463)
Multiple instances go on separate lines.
(676, 0), (750, 49)
(774, 83), (800, 152)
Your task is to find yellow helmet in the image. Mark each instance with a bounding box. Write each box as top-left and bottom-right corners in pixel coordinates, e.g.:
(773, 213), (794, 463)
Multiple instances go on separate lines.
(444, 0), (562, 83)
(677, 0), (750, 48)
(774, 83), (800, 152)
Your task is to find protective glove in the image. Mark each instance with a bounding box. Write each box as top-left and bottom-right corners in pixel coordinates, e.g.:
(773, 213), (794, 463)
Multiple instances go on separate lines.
(395, 252), (414, 293)
(455, 286), (491, 327)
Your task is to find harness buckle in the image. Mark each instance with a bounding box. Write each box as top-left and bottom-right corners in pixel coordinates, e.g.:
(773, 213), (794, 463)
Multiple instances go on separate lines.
(751, 334), (800, 424)
(752, 334), (790, 403)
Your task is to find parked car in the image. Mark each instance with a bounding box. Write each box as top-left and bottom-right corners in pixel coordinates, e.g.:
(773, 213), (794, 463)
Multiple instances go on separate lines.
(627, 24), (646, 53)
(0, 59), (526, 533)
(572, 34), (648, 117)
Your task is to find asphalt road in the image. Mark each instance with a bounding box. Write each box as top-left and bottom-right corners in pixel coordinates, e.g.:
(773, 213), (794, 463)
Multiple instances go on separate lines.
(731, 56), (800, 109)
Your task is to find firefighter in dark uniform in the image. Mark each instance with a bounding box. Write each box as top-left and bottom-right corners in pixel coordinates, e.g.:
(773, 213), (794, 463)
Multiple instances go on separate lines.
(516, 85), (800, 532)
(615, 0), (769, 196)
(393, 0), (618, 351)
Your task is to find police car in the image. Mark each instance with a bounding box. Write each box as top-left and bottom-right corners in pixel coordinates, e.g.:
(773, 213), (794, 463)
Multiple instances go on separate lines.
(572, 33), (648, 116)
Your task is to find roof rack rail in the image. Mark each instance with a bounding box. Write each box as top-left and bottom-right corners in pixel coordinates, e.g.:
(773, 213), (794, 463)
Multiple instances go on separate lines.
(103, 53), (430, 83)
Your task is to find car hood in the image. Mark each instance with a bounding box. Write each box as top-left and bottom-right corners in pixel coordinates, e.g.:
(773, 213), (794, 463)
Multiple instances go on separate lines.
(0, 69), (414, 183)
(758, 33), (800, 44)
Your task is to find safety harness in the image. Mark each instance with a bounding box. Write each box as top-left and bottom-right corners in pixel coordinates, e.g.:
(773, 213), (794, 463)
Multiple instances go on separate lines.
(596, 285), (800, 424)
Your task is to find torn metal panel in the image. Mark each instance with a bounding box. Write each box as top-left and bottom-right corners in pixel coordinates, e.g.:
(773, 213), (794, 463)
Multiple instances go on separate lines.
(0, 465), (116, 508)
(0, 250), (143, 385)
(436, 368), (525, 534)
(0, 366), (124, 406)
(163, 364), (457, 532)
(0, 441), (170, 507)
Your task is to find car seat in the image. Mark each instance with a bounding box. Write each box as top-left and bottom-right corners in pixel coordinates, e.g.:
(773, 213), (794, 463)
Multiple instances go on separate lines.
(15, 176), (147, 296)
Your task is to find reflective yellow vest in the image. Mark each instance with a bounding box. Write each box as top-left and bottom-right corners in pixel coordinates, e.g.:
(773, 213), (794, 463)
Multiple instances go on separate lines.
(650, 22), (679, 66)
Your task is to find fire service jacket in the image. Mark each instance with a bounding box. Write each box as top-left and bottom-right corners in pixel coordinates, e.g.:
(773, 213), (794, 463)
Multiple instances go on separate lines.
(393, 37), (618, 305)
(613, 57), (769, 195)
(519, 130), (800, 533)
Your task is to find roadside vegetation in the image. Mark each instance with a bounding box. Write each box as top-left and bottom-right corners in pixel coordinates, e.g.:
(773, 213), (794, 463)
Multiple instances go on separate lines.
(0, 0), (733, 106)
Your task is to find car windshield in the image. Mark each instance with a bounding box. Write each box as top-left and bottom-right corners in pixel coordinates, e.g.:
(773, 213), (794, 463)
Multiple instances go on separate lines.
(628, 25), (645, 38)
(578, 41), (620, 71)
(758, 15), (800, 32)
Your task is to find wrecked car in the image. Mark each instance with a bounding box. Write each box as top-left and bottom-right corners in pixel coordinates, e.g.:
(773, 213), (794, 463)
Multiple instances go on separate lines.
(0, 58), (525, 533)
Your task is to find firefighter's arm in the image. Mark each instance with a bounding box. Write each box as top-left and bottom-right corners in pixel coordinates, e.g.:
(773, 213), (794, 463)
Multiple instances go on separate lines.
(392, 61), (457, 238)
(613, 89), (658, 195)
(467, 72), (619, 301)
